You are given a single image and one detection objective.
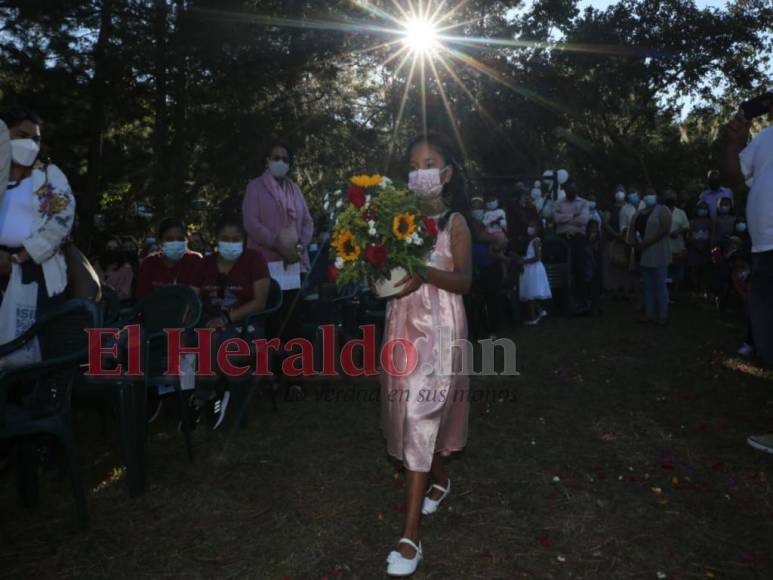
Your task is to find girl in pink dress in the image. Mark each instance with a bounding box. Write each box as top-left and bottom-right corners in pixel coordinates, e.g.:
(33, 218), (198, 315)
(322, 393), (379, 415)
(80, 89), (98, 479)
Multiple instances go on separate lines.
(382, 132), (472, 577)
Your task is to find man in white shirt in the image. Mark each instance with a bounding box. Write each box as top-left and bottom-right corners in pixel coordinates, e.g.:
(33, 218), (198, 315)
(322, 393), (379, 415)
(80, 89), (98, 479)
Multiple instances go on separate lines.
(721, 96), (773, 453)
(619, 188), (640, 233)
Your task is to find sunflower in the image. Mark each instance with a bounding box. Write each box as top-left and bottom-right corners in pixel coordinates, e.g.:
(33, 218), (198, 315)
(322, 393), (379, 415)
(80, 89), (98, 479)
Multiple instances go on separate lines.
(332, 229), (362, 262)
(351, 174), (383, 188)
(392, 213), (416, 241)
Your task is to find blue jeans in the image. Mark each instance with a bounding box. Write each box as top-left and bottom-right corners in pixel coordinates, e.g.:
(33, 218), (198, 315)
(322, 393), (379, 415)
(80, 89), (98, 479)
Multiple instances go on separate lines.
(750, 251), (773, 366)
(641, 266), (669, 321)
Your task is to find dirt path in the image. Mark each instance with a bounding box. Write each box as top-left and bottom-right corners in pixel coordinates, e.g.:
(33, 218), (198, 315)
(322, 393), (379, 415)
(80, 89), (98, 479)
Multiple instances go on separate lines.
(1, 299), (772, 579)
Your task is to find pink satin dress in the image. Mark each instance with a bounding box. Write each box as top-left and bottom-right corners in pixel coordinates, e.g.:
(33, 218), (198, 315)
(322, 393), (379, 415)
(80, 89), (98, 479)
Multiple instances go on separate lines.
(380, 213), (470, 472)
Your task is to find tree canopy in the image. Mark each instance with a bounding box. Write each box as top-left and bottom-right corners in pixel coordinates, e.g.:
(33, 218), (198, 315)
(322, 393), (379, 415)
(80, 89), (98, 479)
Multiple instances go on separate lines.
(1, 0), (771, 249)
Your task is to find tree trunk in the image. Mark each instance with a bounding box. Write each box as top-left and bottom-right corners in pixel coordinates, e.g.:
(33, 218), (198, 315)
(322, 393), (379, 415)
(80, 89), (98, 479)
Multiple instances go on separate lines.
(169, 0), (188, 211)
(152, 0), (169, 213)
(80, 0), (113, 251)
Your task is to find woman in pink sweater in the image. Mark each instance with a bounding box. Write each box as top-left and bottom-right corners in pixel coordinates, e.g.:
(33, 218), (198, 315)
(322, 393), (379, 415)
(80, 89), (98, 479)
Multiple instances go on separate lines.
(242, 141), (314, 394)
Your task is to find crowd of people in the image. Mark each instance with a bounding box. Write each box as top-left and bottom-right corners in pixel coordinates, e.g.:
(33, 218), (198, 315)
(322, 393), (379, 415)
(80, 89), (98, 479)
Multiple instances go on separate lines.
(463, 170), (754, 345)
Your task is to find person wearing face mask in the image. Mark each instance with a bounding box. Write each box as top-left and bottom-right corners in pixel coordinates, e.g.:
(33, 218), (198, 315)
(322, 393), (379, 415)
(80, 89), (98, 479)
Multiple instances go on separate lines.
(243, 142), (313, 272)
(0, 108), (76, 363)
(381, 131), (472, 577)
(602, 186), (633, 300)
(135, 218), (202, 299)
(468, 196), (504, 338)
(699, 170), (734, 221)
(619, 186), (640, 233)
(516, 219), (551, 325)
(664, 190), (690, 298)
(242, 141), (313, 391)
(189, 216), (270, 430)
(94, 236), (134, 301)
(482, 192), (508, 243)
(688, 201), (713, 298)
(625, 190), (672, 324)
(554, 179), (591, 314)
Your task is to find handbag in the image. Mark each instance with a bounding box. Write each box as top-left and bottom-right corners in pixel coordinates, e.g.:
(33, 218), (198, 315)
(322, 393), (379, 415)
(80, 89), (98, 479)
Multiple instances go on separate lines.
(63, 241), (102, 301)
(608, 240), (630, 269)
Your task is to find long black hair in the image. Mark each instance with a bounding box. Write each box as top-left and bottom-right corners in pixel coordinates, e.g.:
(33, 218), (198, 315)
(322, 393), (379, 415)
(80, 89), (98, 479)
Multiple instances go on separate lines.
(406, 131), (469, 231)
(1, 108), (42, 130)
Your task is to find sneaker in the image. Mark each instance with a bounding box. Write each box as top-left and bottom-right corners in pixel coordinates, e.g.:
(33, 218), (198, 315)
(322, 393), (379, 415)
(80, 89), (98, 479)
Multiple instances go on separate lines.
(524, 318), (540, 326)
(178, 394), (201, 432)
(537, 308), (548, 320)
(747, 434), (773, 454)
(208, 391), (231, 431)
(737, 343), (755, 357)
(287, 384), (305, 402)
(148, 398), (164, 424)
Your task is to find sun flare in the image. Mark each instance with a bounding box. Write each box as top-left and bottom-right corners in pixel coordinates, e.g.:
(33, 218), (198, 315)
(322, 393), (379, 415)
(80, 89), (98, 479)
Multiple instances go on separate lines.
(401, 16), (440, 54)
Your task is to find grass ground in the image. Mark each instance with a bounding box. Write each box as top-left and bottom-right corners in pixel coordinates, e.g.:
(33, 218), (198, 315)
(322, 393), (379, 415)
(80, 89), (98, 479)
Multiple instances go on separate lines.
(1, 297), (772, 580)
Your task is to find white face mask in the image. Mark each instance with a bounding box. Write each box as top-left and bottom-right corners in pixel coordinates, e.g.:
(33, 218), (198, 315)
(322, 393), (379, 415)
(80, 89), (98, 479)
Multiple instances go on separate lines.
(486, 200), (499, 210)
(615, 191), (626, 202)
(268, 159), (290, 178)
(408, 167), (448, 197)
(527, 227), (537, 236)
(11, 138), (40, 167)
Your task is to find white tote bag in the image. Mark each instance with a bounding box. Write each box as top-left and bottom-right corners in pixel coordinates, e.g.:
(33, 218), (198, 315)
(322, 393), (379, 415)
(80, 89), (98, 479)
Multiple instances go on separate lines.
(0, 263), (41, 369)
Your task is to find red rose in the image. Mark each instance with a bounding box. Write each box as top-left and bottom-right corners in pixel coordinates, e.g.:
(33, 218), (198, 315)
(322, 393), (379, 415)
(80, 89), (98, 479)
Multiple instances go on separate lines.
(347, 185), (366, 208)
(422, 216), (438, 237)
(326, 264), (338, 282)
(365, 244), (388, 267)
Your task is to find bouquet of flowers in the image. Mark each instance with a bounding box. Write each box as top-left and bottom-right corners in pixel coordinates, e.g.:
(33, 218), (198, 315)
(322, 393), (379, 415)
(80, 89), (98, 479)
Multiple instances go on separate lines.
(326, 174), (438, 298)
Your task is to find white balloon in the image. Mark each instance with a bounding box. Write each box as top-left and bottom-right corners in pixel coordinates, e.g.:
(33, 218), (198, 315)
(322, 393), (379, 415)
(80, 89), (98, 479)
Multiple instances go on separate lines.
(557, 169), (569, 185)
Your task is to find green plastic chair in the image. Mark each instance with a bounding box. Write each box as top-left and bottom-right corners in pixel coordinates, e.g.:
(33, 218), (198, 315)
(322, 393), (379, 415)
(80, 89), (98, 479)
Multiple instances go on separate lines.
(77, 285), (201, 496)
(0, 299), (101, 530)
(100, 284), (122, 326)
(198, 278), (283, 430)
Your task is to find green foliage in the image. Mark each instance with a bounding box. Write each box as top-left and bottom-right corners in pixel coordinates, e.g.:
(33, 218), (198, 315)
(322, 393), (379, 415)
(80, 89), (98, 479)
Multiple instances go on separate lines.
(0, 0), (771, 255)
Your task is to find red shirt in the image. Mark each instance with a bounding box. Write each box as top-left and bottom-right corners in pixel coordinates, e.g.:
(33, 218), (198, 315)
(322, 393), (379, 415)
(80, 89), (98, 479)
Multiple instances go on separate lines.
(136, 251), (203, 299)
(196, 249), (269, 318)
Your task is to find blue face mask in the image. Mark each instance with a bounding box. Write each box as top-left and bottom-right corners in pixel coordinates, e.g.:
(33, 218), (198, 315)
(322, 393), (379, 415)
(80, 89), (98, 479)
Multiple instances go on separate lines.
(589, 202), (597, 210)
(643, 194), (658, 208)
(218, 241), (244, 262)
(736, 223), (747, 233)
(162, 241), (186, 262)
(628, 193), (640, 205)
(471, 209), (485, 221)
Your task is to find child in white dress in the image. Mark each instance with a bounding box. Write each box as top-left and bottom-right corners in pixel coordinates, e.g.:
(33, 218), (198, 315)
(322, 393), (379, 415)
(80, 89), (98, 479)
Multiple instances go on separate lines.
(518, 219), (552, 325)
